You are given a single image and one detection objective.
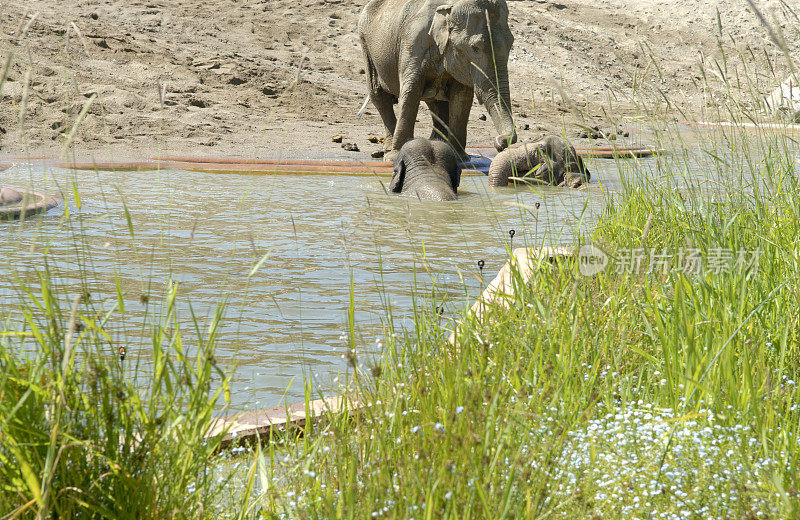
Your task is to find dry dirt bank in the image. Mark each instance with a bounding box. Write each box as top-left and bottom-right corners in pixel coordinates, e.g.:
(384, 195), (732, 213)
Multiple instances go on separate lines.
(0, 0), (797, 160)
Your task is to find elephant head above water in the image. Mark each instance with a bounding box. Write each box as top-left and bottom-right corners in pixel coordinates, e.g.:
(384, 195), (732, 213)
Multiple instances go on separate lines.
(488, 136), (590, 188)
(389, 138), (462, 201)
(359, 0), (516, 159)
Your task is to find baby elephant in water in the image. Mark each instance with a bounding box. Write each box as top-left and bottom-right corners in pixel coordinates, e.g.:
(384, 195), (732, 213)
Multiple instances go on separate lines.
(488, 135), (590, 188)
(389, 138), (462, 201)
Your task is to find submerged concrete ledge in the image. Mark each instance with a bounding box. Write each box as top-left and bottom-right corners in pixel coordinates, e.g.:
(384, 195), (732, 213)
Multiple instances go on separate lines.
(207, 395), (360, 449)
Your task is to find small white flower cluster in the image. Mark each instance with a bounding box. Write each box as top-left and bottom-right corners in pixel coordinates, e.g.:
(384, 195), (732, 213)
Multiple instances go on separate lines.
(543, 404), (786, 519)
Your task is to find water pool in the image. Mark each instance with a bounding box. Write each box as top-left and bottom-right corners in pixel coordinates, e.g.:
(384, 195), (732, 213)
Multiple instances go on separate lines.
(0, 158), (625, 409)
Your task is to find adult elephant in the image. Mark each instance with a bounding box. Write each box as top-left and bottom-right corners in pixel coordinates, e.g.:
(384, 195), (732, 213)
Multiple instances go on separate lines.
(358, 0), (516, 159)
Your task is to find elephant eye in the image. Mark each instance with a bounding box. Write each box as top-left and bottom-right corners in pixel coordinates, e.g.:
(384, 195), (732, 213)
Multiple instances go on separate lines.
(468, 36), (485, 51)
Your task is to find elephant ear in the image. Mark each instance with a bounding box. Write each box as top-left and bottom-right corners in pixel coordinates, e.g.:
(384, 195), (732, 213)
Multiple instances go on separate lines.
(389, 157), (406, 193)
(445, 149), (462, 189)
(429, 4), (453, 54)
(449, 161), (462, 190)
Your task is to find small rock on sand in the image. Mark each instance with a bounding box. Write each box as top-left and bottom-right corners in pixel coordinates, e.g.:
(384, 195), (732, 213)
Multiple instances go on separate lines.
(332, 134), (343, 143)
(342, 143), (359, 152)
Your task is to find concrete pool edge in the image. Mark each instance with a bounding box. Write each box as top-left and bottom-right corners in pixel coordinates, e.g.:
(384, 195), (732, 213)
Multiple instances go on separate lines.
(207, 395), (361, 450)
(448, 246), (577, 345)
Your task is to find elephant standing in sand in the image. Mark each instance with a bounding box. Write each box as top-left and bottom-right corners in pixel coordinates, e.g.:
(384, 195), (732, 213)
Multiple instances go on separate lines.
(358, 0), (517, 159)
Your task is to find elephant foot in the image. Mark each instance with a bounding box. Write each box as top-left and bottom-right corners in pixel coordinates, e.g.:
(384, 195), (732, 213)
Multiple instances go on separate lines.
(383, 136), (394, 152)
(384, 149), (399, 161)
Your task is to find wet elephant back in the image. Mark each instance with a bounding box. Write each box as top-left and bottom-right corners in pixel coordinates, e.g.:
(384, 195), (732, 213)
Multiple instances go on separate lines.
(360, 0), (434, 95)
(401, 183), (457, 201)
(402, 164), (457, 201)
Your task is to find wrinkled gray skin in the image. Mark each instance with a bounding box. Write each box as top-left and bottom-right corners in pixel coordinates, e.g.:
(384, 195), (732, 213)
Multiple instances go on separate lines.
(389, 138), (462, 200)
(488, 135), (590, 188)
(359, 0), (516, 159)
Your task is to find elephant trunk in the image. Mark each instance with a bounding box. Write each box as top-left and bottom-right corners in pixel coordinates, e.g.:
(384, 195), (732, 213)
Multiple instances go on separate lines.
(476, 65), (516, 152)
(488, 136), (591, 188)
(488, 145), (531, 187)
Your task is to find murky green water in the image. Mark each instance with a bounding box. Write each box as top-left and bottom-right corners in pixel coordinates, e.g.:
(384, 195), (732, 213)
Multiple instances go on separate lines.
(0, 158), (625, 409)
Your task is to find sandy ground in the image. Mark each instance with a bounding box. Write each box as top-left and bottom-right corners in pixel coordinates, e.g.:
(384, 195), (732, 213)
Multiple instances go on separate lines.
(0, 0), (797, 160)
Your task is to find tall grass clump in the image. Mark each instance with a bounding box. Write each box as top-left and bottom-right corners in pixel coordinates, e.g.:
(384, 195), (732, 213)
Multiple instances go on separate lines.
(1, 24), (251, 518)
(0, 276), (235, 518)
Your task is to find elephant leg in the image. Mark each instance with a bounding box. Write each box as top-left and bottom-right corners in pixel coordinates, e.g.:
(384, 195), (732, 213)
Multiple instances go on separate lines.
(392, 80), (423, 155)
(370, 88), (397, 152)
(448, 83), (474, 160)
(363, 47), (398, 151)
(426, 100), (450, 142)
